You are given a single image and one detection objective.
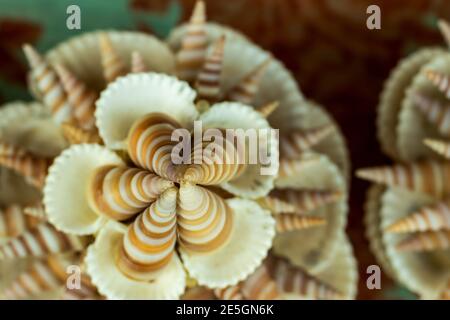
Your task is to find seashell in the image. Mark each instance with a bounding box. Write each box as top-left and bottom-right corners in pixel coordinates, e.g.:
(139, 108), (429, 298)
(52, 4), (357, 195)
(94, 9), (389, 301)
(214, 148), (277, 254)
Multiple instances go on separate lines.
(396, 230), (450, 252)
(0, 205), (41, 238)
(438, 19), (450, 48)
(195, 35), (225, 102)
(227, 59), (271, 105)
(278, 157), (319, 179)
(271, 189), (342, 215)
(22, 44), (72, 123)
(23, 203), (47, 220)
(280, 125), (335, 159)
(88, 165), (174, 221)
(440, 280), (450, 300)
(356, 161), (450, 198)
(214, 285), (244, 300)
(61, 122), (102, 145)
(425, 69), (450, 99)
(256, 196), (297, 214)
(412, 92), (450, 137)
(54, 64), (97, 130)
(177, 184), (233, 253)
(0, 222), (89, 260)
(116, 187), (178, 280)
(240, 262), (279, 300)
(98, 33), (126, 83)
(424, 138), (450, 159)
(127, 113), (180, 182)
(386, 200), (450, 233)
(0, 142), (28, 157)
(275, 214), (326, 233)
(258, 101), (279, 118)
(61, 273), (103, 300)
(131, 51), (148, 73)
(176, 0), (207, 82)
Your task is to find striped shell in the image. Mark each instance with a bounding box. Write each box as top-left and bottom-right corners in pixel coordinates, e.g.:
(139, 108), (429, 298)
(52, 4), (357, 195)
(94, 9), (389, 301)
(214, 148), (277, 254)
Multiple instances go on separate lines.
(270, 189), (342, 214)
(61, 123), (102, 145)
(412, 92), (450, 137)
(0, 205), (41, 238)
(426, 70), (450, 99)
(240, 262), (279, 300)
(396, 230), (450, 252)
(98, 33), (126, 83)
(275, 214), (326, 233)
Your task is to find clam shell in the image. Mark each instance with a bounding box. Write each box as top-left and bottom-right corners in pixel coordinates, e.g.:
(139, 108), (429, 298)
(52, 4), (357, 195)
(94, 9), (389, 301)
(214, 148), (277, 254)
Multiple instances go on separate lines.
(43, 144), (123, 235)
(85, 220), (186, 299)
(180, 198), (275, 288)
(95, 73), (198, 150)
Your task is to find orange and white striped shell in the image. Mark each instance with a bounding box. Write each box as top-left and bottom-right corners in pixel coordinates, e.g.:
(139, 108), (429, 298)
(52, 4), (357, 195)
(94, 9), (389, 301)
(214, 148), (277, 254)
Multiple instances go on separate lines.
(0, 205), (41, 239)
(98, 33), (126, 83)
(396, 230), (450, 252)
(274, 214), (326, 233)
(240, 262), (279, 300)
(270, 189), (342, 214)
(61, 122), (102, 145)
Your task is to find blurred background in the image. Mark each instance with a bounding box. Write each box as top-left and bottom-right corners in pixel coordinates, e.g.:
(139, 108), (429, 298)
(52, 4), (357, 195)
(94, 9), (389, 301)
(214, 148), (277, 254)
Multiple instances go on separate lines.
(1, 0), (450, 299)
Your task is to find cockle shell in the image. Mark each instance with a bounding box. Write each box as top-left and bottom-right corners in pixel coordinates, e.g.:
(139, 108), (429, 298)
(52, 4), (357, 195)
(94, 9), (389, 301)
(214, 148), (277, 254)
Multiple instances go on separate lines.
(177, 184), (233, 253)
(0, 222), (89, 259)
(61, 122), (102, 145)
(0, 205), (41, 239)
(196, 35), (225, 102)
(127, 113), (180, 182)
(88, 165), (174, 221)
(275, 214), (326, 233)
(98, 33), (126, 83)
(424, 139), (450, 159)
(426, 70), (450, 99)
(54, 64), (97, 130)
(176, 0), (207, 82)
(131, 51), (148, 73)
(386, 200), (450, 233)
(412, 92), (450, 137)
(396, 230), (450, 252)
(116, 187), (178, 280)
(356, 161), (450, 198)
(22, 45), (72, 123)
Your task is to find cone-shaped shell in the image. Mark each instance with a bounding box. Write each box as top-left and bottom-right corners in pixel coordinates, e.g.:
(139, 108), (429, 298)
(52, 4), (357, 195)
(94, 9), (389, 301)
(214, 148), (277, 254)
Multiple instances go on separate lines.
(425, 70), (450, 99)
(258, 101), (279, 118)
(54, 64), (97, 130)
(0, 205), (41, 239)
(98, 33), (126, 83)
(0, 152), (50, 189)
(176, 0), (207, 82)
(256, 196), (297, 214)
(412, 92), (450, 137)
(22, 44), (72, 123)
(396, 230), (450, 252)
(214, 285), (244, 300)
(271, 189), (342, 215)
(240, 262), (279, 300)
(131, 51), (148, 73)
(196, 36), (225, 102)
(116, 187), (178, 280)
(0, 222), (88, 260)
(61, 123), (102, 145)
(356, 161), (450, 198)
(275, 214), (326, 233)
(424, 139), (450, 159)
(438, 19), (450, 48)
(88, 165), (174, 221)
(387, 200), (450, 233)
(177, 184), (233, 253)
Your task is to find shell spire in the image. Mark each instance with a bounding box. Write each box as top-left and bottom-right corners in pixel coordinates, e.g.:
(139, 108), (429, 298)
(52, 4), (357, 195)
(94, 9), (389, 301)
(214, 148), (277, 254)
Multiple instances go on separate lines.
(258, 101), (279, 118)
(98, 33), (126, 83)
(117, 187), (178, 280)
(280, 125), (335, 159)
(412, 92), (450, 137)
(438, 19), (450, 48)
(177, 184), (233, 253)
(256, 196), (297, 214)
(0, 205), (41, 238)
(0, 222), (88, 260)
(425, 70), (450, 99)
(61, 122), (102, 145)
(196, 35), (226, 102)
(240, 262), (279, 300)
(386, 200), (450, 233)
(271, 189), (342, 214)
(131, 51), (148, 73)
(275, 214), (326, 233)
(424, 138), (450, 159)
(227, 59), (271, 105)
(22, 44), (72, 123)
(88, 165), (174, 221)
(396, 230), (450, 252)
(176, 0), (207, 82)
(54, 64), (97, 130)
(356, 161), (450, 198)
(214, 286), (244, 300)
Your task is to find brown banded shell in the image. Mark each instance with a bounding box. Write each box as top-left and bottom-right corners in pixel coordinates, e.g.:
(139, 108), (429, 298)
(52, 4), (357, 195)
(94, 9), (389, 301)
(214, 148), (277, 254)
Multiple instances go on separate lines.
(412, 92), (450, 137)
(270, 189), (342, 214)
(89, 165), (174, 221)
(61, 122), (102, 145)
(396, 230), (450, 252)
(0, 205), (42, 238)
(275, 214), (326, 233)
(240, 262), (279, 300)
(116, 187), (178, 280)
(61, 273), (103, 300)
(98, 33), (126, 83)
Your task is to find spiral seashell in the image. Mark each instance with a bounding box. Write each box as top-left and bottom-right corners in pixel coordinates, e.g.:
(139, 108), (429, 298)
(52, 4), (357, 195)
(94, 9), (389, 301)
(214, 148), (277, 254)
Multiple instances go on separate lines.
(22, 44), (72, 123)
(61, 122), (102, 145)
(0, 205), (41, 238)
(89, 165), (174, 221)
(127, 113), (180, 182)
(275, 214), (326, 233)
(131, 51), (148, 73)
(258, 101), (279, 118)
(256, 196), (297, 214)
(1, 256), (70, 299)
(54, 64), (97, 130)
(280, 125), (335, 159)
(227, 59), (270, 105)
(424, 139), (450, 159)
(271, 189), (342, 214)
(98, 33), (126, 83)
(0, 142), (28, 157)
(278, 158), (309, 178)
(0, 152), (51, 189)
(426, 70), (450, 99)
(23, 203), (46, 220)
(412, 92), (450, 137)
(386, 200), (450, 233)
(214, 285), (244, 300)
(196, 35), (225, 102)
(240, 262), (279, 300)
(356, 161), (450, 198)
(396, 230), (450, 252)
(177, 183), (233, 253)
(438, 19), (450, 48)
(0, 222), (88, 260)
(176, 0), (207, 82)
(117, 187), (178, 280)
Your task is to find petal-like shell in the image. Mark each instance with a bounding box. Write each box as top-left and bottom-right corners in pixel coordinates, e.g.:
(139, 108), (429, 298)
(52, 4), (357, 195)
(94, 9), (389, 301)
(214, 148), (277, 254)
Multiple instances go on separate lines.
(98, 33), (126, 83)
(424, 138), (450, 159)
(0, 205), (41, 239)
(396, 230), (450, 252)
(131, 51), (148, 73)
(275, 214), (326, 233)
(280, 125), (334, 159)
(412, 92), (450, 137)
